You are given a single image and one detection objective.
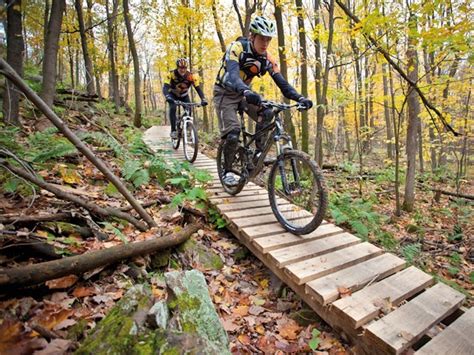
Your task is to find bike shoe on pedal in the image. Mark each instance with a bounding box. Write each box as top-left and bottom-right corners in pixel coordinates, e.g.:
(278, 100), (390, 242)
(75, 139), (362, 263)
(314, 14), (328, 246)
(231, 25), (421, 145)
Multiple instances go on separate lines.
(223, 172), (239, 187)
(170, 131), (178, 139)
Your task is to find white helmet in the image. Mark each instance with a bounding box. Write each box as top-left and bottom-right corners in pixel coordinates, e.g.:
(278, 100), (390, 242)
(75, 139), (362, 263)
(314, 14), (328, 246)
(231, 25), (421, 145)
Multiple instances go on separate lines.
(249, 16), (277, 37)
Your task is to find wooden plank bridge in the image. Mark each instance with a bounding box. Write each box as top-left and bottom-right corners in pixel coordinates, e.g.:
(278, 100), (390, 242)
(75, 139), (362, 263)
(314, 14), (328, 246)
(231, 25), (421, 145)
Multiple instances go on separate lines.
(144, 126), (473, 355)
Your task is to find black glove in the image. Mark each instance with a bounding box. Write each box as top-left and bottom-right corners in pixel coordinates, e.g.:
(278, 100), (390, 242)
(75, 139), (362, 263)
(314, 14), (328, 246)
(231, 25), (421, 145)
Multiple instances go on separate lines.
(243, 90), (262, 106)
(165, 95), (174, 104)
(201, 99), (208, 107)
(298, 97), (313, 109)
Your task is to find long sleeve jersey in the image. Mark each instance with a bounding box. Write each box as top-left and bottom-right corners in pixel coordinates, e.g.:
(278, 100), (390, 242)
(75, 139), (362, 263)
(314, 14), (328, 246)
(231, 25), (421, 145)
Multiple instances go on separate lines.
(215, 37), (302, 101)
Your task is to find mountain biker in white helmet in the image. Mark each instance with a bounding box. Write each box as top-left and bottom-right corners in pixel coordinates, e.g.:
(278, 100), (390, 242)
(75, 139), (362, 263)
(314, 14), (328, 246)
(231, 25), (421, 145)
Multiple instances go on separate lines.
(213, 16), (313, 187)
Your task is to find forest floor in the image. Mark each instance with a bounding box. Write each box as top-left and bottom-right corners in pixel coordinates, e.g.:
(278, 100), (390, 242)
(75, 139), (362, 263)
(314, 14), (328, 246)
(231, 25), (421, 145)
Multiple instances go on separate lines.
(0, 106), (349, 354)
(0, 101), (471, 354)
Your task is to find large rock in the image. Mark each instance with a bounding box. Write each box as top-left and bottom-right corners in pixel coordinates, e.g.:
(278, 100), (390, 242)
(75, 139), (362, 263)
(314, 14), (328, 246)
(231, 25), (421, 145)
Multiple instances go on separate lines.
(75, 284), (154, 354)
(165, 270), (230, 353)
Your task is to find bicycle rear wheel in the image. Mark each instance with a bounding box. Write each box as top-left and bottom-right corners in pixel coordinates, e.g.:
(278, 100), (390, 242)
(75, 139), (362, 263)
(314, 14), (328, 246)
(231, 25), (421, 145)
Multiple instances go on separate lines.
(268, 150), (327, 235)
(216, 140), (246, 195)
(183, 120), (198, 162)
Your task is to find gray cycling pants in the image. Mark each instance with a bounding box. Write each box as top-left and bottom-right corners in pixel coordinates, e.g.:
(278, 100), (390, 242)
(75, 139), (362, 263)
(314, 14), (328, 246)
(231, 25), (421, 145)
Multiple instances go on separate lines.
(213, 84), (260, 138)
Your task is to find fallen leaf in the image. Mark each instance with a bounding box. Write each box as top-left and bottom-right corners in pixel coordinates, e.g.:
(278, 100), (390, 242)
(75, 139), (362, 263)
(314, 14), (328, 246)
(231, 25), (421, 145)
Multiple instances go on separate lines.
(248, 305), (265, 316)
(398, 330), (414, 341)
(72, 286), (96, 298)
(45, 275), (78, 289)
(233, 305), (249, 317)
(337, 286), (352, 298)
(278, 319), (301, 340)
(92, 294), (112, 304)
(33, 339), (72, 355)
(58, 164), (82, 185)
(53, 318), (77, 331)
(237, 334), (251, 345)
(33, 309), (74, 331)
(222, 318), (240, 332)
(255, 324), (265, 335)
(373, 297), (392, 314)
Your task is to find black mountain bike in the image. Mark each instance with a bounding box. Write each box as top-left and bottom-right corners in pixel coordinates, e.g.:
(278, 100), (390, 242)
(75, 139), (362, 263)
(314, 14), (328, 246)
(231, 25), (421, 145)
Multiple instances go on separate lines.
(217, 101), (328, 235)
(171, 101), (201, 163)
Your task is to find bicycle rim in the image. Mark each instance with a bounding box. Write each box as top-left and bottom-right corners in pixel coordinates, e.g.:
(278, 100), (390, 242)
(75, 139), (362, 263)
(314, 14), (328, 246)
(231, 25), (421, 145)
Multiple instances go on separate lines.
(268, 150), (327, 235)
(183, 121), (198, 162)
(216, 140), (246, 195)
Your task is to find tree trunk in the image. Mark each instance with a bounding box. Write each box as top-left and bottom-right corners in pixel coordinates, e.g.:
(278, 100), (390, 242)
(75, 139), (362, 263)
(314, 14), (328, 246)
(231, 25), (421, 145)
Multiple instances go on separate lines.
(85, 0), (102, 99)
(105, 0), (120, 111)
(0, 59), (157, 228)
(402, 13), (420, 212)
(3, 0), (24, 126)
(382, 63), (394, 159)
(123, 0), (142, 127)
(40, 0), (65, 107)
(314, 0), (335, 165)
(295, 0), (308, 153)
(74, 0), (95, 96)
(0, 224), (199, 288)
(211, 0), (226, 53)
(274, 0), (297, 147)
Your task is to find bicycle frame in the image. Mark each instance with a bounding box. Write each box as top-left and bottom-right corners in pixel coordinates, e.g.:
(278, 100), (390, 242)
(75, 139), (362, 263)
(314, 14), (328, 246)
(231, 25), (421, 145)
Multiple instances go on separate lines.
(238, 108), (294, 179)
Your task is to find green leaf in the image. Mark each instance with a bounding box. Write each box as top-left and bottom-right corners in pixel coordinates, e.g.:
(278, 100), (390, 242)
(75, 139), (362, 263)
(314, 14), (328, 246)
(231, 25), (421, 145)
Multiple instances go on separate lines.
(193, 169), (212, 183)
(309, 328), (321, 350)
(187, 187), (207, 201)
(132, 169), (150, 187)
(122, 160), (141, 180)
(350, 220), (369, 238)
(401, 243), (421, 263)
(167, 177), (188, 186)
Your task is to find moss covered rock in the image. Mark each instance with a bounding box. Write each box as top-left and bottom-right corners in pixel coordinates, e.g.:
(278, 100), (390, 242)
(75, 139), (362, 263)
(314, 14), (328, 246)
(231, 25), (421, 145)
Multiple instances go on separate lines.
(179, 239), (224, 270)
(165, 270), (229, 353)
(75, 284), (154, 355)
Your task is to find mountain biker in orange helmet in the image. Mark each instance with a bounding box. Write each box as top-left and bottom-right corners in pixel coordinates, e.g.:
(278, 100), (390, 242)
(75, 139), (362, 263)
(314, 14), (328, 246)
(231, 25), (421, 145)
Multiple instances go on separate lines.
(163, 58), (208, 139)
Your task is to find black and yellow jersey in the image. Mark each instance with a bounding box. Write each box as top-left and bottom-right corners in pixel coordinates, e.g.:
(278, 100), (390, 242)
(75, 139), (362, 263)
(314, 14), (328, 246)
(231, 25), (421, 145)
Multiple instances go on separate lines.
(163, 69), (204, 98)
(215, 37), (301, 101)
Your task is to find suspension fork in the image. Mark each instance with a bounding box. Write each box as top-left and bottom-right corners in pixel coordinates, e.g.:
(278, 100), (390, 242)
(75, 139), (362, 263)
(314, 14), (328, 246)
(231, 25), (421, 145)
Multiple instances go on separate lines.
(274, 122), (300, 194)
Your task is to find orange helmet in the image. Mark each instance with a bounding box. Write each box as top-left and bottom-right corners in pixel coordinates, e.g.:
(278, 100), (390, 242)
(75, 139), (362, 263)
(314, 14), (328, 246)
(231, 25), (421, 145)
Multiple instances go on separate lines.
(176, 58), (188, 68)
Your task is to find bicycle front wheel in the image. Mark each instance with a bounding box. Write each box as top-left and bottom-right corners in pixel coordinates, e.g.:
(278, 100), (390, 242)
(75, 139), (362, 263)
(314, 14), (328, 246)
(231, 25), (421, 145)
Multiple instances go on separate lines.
(183, 120), (198, 162)
(268, 150), (327, 235)
(172, 129), (180, 150)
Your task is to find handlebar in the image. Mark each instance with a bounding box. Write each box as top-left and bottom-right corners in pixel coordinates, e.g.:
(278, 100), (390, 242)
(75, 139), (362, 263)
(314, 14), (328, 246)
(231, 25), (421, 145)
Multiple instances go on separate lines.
(260, 100), (307, 112)
(173, 100), (203, 107)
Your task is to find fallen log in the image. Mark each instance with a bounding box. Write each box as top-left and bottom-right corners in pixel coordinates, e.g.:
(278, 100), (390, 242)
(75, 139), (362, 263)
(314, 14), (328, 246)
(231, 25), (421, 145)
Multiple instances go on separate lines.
(0, 159), (148, 231)
(0, 223), (199, 288)
(0, 212), (74, 224)
(0, 59), (156, 228)
(432, 189), (474, 201)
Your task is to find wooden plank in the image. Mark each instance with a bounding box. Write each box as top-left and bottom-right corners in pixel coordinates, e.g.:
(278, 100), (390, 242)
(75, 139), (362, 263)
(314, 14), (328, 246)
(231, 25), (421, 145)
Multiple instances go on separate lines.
(230, 207), (311, 229)
(283, 240), (379, 282)
(224, 204), (291, 219)
(209, 188), (268, 200)
(332, 266), (434, 329)
(305, 253), (406, 305)
(365, 283), (465, 355)
(241, 219), (328, 240)
(212, 194), (270, 206)
(253, 224), (344, 253)
(207, 184), (263, 193)
(415, 308), (474, 355)
(216, 198), (272, 212)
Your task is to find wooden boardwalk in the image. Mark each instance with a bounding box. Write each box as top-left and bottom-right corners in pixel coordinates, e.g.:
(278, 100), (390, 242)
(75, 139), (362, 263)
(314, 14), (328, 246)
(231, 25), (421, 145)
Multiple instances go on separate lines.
(144, 126), (473, 355)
